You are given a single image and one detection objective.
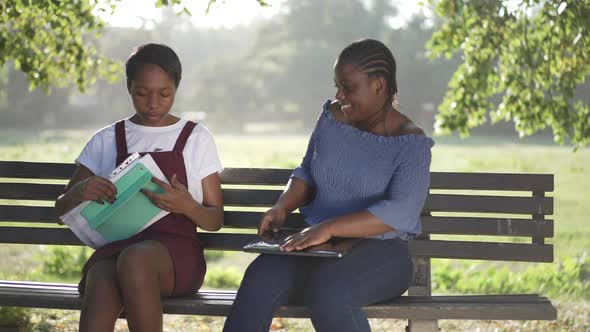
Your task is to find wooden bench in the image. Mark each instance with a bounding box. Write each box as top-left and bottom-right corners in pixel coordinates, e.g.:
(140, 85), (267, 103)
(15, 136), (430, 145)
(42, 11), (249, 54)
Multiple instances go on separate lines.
(0, 160), (557, 331)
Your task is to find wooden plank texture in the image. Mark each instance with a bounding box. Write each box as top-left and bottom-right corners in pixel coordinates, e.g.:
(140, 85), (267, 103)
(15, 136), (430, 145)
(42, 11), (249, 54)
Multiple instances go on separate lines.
(0, 184), (553, 215)
(0, 208), (554, 238)
(420, 216), (554, 237)
(409, 240), (554, 262)
(0, 161), (75, 180)
(0, 281), (557, 320)
(0, 162), (558, 322)
(0, 227), (553, 262)
(0, 162), (553, 192)
(0, 183), (65, 200)
(430, 172), (553, 191)
(0, 206), (61, 223)
(424, 194), (553, 214)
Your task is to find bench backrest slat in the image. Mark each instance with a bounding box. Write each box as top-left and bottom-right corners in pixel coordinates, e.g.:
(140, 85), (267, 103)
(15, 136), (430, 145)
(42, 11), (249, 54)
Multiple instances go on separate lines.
(0, 208), (553, 238)
(0, 161), (75, 180)
(430, 172), (554, 191)
(0, 184), (553, 215)
(0, 206), (553, 237)
(0, 161), (555, 263)
(0, 163), (554, 192)
(0, 226), (554, 262)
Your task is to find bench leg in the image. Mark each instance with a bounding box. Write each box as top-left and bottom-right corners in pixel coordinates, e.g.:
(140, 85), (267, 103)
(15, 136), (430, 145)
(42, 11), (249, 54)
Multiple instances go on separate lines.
(407, 249), (438, 332)
(407, 319), (438, 332)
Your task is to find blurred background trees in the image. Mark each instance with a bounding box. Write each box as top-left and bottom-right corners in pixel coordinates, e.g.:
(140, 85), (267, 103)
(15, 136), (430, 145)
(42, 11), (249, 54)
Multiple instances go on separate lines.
(1, 0), (589, 146)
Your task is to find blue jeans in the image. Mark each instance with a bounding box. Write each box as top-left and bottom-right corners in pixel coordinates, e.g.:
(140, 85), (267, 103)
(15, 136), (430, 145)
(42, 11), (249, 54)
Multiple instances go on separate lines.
(223, 238), (412, 332)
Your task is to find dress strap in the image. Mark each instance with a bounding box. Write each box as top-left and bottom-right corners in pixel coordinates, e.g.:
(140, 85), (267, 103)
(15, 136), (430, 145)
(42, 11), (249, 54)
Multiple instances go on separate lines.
(115, 120), (128, 161)
(173, 121), (197, 152)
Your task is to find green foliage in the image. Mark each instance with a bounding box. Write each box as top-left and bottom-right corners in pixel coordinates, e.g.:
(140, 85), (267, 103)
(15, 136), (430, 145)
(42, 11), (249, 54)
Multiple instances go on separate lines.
(428, 0), (590, 148)
(0, 306), (30, 328)
(204, 250), (226, 262)
(206, 0), (269, 13)
(0, 0), (121, 93)
(203, 267), (242, 289)
(433, 253), (590, 299)
(0, 0), (266, 94)
(41, 246), (91, 279)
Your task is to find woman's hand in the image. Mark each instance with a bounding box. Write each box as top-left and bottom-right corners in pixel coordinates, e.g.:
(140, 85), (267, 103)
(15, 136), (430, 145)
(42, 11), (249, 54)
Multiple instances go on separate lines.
(258, 207), (288, 240)
(142, 174), (196, 215)
(71, 176), (117, 204)
(280, 222), (332, 252)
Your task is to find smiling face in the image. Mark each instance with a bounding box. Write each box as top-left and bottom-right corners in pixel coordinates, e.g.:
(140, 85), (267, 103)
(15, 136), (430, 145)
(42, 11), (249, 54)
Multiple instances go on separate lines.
(333, 60), (388, 124)
(128, 63), (177, 127)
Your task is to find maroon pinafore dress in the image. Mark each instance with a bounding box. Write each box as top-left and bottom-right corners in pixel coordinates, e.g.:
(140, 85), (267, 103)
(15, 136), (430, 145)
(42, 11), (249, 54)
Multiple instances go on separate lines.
(79, 120), (206, 296)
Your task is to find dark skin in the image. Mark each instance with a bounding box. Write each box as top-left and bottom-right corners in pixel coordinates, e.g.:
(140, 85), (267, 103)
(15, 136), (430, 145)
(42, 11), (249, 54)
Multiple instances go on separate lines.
(55, 63), (223, 332)
(259, 60), (425, 252)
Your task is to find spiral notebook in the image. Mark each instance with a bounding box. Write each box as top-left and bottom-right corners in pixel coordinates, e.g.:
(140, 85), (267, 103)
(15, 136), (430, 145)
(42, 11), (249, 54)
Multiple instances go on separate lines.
(60, 153), (170, 248)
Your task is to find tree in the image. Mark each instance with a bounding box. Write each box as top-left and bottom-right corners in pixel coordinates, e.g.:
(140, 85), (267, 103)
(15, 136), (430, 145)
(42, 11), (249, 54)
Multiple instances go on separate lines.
(428, 0), (590, 148)
(228, 0), (398, 128)
(0, 0), (267, 93)
(1, 0), (120, 93)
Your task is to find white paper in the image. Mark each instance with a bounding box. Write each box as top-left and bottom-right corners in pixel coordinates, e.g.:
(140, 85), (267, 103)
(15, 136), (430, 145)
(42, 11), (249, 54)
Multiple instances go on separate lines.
(60, 153), (170, 249)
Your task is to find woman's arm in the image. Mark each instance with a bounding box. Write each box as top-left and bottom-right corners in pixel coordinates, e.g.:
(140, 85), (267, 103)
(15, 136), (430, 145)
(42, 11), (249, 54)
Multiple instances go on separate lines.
(275, 177), (315, 214)
(258, 177), (315, 238)
(144, 172), (224, 231)
(55, 164), (117, 217)
(280, 211), (393, 251)
(183, 172), (224, 231)
(282, 142), (432, 251)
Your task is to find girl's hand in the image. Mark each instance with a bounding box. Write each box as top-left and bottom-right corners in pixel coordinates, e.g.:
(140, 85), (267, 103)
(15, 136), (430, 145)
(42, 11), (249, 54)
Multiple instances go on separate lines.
(280, 222), (332, 252)
(71, 176), (117, 204)
(142, 174), (196, 215)
(258, 207), (287, 240)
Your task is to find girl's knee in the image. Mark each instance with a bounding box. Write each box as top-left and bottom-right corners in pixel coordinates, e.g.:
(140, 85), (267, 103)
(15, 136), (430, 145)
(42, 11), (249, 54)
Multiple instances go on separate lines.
(116, 243), (161, 286)
(84, 275), (119, 301)
(85, 260), (118, 295)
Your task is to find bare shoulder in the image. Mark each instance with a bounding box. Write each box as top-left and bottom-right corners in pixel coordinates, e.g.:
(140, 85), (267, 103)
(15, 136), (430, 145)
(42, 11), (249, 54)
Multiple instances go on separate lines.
(392, 112), (426, 136)
(400, 121), (425, 136)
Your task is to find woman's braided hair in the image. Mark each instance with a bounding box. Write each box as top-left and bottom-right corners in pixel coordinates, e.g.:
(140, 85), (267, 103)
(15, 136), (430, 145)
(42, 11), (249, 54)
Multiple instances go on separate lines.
(338, 39), (398, 103)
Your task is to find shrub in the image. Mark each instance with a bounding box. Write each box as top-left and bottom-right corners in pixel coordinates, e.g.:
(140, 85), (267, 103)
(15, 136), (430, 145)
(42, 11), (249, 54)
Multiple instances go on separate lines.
(204, 250), (225, 262)
(0, 307), (30, 329)
(41, 246), (91, 279)
(432, 252), (590, 299)
(204, 267), (242, 289)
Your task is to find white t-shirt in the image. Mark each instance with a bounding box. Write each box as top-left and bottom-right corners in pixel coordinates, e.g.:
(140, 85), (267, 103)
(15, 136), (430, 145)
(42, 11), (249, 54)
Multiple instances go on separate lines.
(76, 117), (223, 204)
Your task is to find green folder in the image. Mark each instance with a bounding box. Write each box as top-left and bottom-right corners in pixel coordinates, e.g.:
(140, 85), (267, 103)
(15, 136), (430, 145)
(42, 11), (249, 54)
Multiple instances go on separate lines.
(80, 163), (165, 242)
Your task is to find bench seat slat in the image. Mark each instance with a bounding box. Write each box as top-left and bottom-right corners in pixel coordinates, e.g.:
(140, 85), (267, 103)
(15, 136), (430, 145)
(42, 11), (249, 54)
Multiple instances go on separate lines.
(0, 208), (554, 238)
(0, 227), (553, 262)
(0, 281), (557, 320)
